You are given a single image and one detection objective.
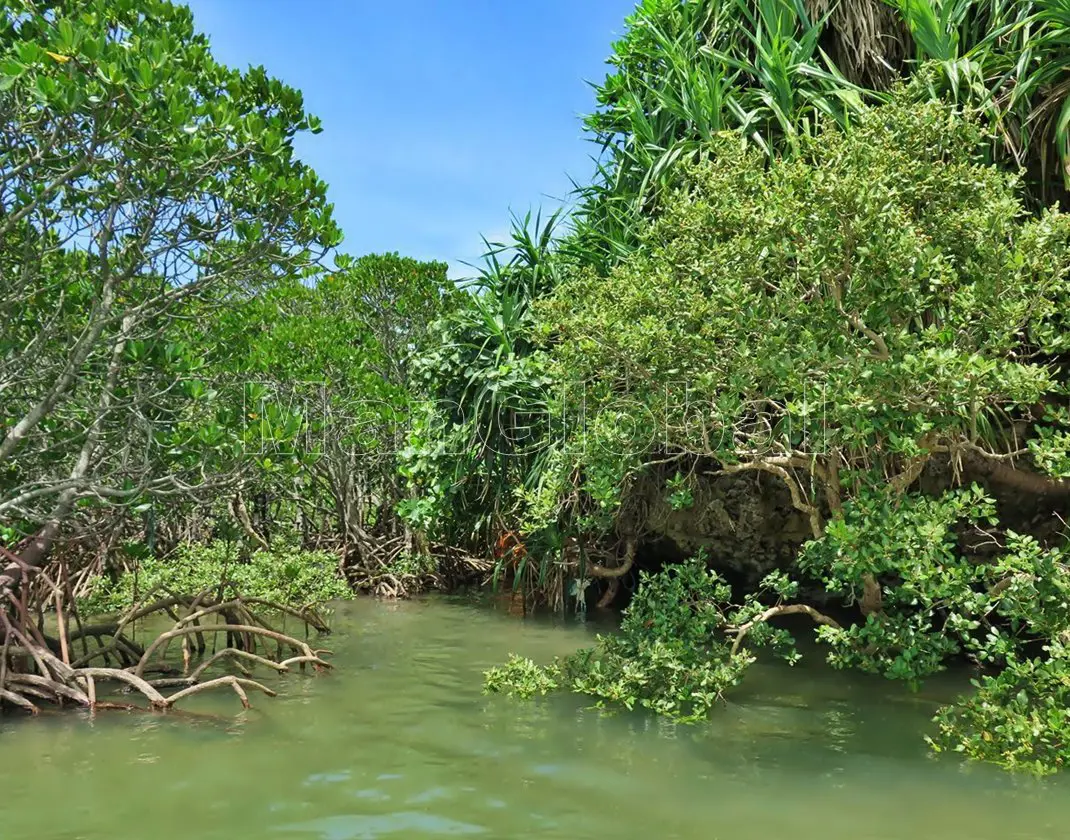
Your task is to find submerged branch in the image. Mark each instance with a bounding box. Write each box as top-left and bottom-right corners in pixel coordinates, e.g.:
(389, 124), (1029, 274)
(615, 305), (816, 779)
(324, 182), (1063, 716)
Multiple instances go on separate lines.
(164, 675), (276, 709)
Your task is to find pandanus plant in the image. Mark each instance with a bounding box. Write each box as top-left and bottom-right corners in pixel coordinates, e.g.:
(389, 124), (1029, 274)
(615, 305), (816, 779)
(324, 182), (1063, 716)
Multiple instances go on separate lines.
(403, 211), (562, 547)
(573, 0), (1070, 272)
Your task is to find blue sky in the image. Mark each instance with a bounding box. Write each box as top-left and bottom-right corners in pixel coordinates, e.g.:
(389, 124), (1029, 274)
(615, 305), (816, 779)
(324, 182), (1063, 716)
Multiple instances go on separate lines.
(184, 1), (636, 278)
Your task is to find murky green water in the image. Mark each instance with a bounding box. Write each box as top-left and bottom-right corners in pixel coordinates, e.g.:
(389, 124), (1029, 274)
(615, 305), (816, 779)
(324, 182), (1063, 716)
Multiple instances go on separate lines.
(2, 596), (1069, 839)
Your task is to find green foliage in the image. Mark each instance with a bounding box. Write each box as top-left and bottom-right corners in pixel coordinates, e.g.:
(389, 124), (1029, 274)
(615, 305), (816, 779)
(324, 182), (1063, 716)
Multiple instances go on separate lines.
(532, 94), (1069, 533)
(577, 0), (867, 264)
(485, 558), (804, 722)
(203, 252), (458, 565)
(795, 484), (1070, 773)
(487, 481), (1070, 772)
(0, 0), (339, 534)
(401, 212), (561, 546)
(562, 562), (746, 722)
(891, 0), (1070, 198)
(380, 550), (437, 580)
(1028, 406), (1070, 479)
(800, 486), (1070, 690)
(800, 486), (998, 685)
(80, 542), (350, 616)
(576, 0), (1070, 268)
(930, 649), (1070, 776)
(665, 472), (695, 510)
(5, 0), (1070, 777)
(484, 655), (560, 699)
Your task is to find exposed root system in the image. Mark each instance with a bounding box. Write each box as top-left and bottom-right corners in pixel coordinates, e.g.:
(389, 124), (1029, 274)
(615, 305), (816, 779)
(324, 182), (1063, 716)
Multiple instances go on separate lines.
(345, 537), (493, 597)
(0, 571), (333, 715)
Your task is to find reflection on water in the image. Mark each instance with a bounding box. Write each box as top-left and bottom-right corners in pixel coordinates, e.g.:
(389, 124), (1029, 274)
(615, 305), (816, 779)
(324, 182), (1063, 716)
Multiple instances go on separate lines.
(277, 814), (487, 838)
(1, 596), (1069, 840)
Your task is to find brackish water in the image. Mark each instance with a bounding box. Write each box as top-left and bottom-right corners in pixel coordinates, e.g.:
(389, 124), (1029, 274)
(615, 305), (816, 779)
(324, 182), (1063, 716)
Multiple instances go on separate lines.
(2, 596), (1069, 839)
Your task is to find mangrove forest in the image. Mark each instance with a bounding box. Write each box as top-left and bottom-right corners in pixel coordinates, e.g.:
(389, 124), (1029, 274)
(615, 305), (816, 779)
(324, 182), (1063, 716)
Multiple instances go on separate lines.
(5, 0), (1070, 836)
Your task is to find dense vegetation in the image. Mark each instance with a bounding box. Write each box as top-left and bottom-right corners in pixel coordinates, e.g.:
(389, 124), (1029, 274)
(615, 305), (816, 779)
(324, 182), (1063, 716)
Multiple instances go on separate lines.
(481, 93), (1070, 775)
(3, 0), (1070, 774)
(0, 0), (453, 711)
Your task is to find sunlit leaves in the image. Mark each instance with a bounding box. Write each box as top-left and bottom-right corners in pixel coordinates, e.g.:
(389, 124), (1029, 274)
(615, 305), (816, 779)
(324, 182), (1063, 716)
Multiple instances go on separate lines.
(0, 0), (340, 530)
(485, 557), (754, 721)
(541, 95), (1070, 514)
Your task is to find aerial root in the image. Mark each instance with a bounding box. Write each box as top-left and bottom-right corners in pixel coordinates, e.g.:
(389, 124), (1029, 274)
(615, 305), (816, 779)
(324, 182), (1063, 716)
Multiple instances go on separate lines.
(164, 675), (276, 709)
(1, 587), (332, 715)
(0, 687), (39, 714)
(134, 623), (332, 677)
(596, 578), (620, 609)
(345, 538), (494, 597)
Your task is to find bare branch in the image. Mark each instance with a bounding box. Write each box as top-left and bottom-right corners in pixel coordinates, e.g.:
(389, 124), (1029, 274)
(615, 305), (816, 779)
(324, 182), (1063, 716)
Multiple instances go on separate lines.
(729, 604), (842, 657)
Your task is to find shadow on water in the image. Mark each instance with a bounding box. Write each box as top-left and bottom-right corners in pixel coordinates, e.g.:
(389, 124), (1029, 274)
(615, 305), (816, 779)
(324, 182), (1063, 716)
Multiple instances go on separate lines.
(1, 595), (1069, 840)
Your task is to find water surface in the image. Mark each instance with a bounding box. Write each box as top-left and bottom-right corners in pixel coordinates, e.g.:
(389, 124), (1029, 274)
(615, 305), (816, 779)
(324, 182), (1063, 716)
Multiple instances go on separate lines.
(2, 596), (1068, 839)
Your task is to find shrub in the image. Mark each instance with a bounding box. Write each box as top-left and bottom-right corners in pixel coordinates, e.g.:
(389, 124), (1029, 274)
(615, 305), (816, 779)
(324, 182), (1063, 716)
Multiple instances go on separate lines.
(930, 650), (1070, 776)
(485, 558), (800, 722)
(80, 542), (350, 616)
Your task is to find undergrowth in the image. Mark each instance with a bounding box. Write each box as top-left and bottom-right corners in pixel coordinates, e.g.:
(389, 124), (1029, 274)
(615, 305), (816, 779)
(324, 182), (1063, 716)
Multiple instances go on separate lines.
(80, 541), (351, 616)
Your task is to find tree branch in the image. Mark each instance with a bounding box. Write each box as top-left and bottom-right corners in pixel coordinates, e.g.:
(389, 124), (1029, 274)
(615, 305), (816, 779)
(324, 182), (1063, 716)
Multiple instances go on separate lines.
(729, 604), (842, 657)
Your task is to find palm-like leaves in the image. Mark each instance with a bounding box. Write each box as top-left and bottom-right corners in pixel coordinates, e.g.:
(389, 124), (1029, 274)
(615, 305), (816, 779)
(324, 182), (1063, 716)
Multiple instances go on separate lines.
(574, 0), (1070, 272)
(407, 212), (561, 544)
(884, 0), (1070, 194)
(1019, 0), (1070, 185)
(576, 0), (871, 268)
(712, 0), (865, 153)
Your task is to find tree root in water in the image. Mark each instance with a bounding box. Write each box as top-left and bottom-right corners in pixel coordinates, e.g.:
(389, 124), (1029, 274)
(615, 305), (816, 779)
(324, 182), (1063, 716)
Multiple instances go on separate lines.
(345, 537), (493, 598)
(0, 584), (332, 716)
